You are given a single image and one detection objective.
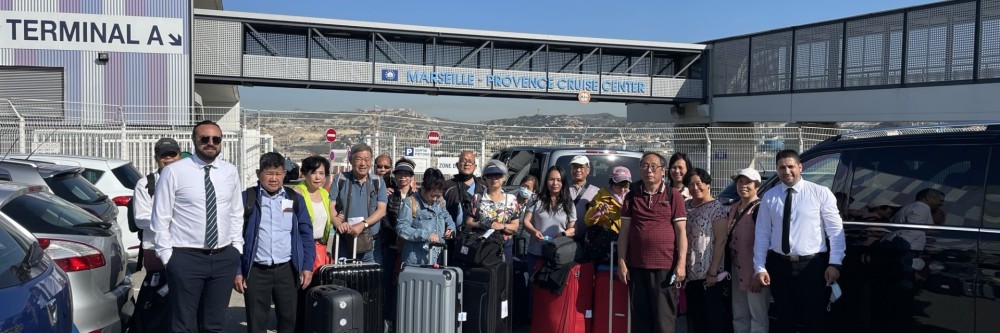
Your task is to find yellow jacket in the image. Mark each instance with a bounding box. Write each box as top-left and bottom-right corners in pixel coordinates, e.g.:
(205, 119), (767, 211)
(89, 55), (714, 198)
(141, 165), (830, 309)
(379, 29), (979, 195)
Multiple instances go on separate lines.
(294, 182), (333, 244)
(584, 188), (624, 233)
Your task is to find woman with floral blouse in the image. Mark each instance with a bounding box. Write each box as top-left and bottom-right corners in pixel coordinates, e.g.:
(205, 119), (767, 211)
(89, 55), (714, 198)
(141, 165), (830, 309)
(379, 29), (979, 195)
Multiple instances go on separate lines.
(465, 160), (521, 263)
(683, 168), (731, 333)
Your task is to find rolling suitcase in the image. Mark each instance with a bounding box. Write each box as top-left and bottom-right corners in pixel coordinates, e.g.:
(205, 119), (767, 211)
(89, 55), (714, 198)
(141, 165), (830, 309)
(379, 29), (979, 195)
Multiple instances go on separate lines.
(530, 262), (595, 333)
(594, 241), (630, 333)
(397, 243), (465, 333)
(463, 261), (512, 333)
(312, 236), (384, 333)
(304, 285), (364, 333)
(511, 258), (532, 327)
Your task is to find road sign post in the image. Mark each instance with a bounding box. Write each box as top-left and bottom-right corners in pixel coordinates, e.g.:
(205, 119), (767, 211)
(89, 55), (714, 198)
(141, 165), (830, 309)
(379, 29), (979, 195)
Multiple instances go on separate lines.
(325, 128), (338, 142)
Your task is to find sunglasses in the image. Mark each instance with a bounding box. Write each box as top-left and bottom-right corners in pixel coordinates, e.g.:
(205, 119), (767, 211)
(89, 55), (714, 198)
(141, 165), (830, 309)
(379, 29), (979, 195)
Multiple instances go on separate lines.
(199, 136), (222, 145)
(376, 165), (392, 169)
(158, 151), (179, 159)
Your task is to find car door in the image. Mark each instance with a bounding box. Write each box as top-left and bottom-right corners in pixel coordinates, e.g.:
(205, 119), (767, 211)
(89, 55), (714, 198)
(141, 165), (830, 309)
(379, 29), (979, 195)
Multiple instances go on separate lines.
(977, 145), (1000, 332)
(835, 144), (986, 333)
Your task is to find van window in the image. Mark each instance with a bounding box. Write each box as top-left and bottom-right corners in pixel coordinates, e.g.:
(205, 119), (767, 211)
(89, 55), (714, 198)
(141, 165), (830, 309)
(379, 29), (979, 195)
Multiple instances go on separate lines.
(44, 173), (107, 205)
(847, 146), (987, 227)
(504, 151), (543, 188)
(80, 168), (105, 185)
(553, 154), (641, 189)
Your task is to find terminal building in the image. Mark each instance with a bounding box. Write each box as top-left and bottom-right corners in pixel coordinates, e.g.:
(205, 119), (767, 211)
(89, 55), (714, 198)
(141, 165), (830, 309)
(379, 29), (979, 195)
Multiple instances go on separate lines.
(3, 0), (1000, 129)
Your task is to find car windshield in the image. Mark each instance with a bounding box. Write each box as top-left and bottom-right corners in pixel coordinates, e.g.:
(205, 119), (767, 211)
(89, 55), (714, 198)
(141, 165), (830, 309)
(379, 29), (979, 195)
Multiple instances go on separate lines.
(553, 154), (641, 189)
(1, 192), (105, 235)
(44, 173), (107, 204)
(111, 163), (142, 190)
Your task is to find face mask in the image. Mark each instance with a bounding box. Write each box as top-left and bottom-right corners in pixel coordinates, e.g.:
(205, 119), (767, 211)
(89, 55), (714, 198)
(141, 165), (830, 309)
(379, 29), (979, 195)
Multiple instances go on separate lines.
(518, 187), (533, 199)
(827, 282), (842, 311)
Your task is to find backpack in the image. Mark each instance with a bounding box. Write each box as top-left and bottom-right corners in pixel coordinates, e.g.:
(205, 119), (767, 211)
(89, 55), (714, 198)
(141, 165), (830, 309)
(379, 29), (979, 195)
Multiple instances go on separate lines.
(127, 173), (156, 233)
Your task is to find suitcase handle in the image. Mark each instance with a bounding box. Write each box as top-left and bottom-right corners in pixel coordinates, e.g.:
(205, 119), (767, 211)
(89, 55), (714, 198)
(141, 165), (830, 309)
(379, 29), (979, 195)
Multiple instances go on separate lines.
(332, 230), (361, 265)
(428, 242), (447, 267)
(609, 241), (631, 333)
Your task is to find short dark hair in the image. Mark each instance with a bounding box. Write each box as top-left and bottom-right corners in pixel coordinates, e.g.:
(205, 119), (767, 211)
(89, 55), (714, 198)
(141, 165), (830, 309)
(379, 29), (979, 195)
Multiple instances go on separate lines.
(350, 143), (373, 157)
(683, 168), (712, 186)
(300, 156), (330, 176)
(916, 188), (944, 201)
(775, 149), (801, 164)
(259, 152), (284, 170)
(375, 154), (392, 165)
(520, 175), (538, 191)
(421, 168), (446, 192)
(643, 151), (668, 167)
(191, 120), (220, 138)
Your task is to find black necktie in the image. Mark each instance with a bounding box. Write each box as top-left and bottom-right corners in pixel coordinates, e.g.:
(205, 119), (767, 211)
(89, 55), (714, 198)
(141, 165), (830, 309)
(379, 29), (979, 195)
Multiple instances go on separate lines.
(781, 187), (792, 254)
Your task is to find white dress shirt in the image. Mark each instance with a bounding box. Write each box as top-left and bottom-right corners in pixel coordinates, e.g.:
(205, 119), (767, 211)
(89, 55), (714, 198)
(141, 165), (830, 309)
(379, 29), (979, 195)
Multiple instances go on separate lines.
(133, 173), (158, 249)
(151, 154), (244, 265)
(753, 179), (846, 273)
(891, 201), (932, 225)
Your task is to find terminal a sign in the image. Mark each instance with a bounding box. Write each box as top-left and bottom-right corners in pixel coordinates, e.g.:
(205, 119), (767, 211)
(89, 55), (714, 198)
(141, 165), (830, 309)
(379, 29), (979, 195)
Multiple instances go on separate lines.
(381, 68), (646, 94)
(0, 11), (184, 54)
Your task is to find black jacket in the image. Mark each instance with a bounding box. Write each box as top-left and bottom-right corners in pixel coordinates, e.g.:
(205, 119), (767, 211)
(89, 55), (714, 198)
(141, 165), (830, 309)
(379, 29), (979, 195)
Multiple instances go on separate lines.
(442, 176), (486, 227)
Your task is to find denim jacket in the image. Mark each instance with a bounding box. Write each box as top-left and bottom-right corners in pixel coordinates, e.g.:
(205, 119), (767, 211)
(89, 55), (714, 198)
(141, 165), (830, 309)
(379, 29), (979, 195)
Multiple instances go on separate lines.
(397, 191), (456, 266)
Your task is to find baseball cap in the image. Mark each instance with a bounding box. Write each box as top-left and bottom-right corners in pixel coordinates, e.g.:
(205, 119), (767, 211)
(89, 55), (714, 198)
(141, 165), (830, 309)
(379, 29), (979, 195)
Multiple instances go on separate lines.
(482, 160), (508, 176)
(154, 138), (181, 158)
(570, 155), (590, 166)
(868, 197), (901, 209)
(393, 158), (415, 174)
(731, 168), (762, 182)
(610, 166), (632, 183)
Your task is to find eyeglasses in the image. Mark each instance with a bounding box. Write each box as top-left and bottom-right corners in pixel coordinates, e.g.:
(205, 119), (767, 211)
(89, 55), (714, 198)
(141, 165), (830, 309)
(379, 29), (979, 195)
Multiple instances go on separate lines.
(640, 164), (663, 171)
(198, 136), (222, 145)
(614, 180), (631, 186)
(458, 159), (476, 165)
(376, 165), (392, 169)
(159, 151), (179, 159)
(484, 174), (503, 180)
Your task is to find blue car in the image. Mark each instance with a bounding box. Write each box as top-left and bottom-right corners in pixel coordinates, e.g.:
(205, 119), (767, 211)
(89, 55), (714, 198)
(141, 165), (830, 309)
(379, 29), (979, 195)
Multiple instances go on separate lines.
(0, 214), (73, 333)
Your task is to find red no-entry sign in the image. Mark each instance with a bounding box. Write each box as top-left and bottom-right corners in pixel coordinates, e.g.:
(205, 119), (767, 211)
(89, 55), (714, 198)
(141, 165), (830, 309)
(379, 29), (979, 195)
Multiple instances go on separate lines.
(325, 128), (337, 142)
(427, 131), (441, 145)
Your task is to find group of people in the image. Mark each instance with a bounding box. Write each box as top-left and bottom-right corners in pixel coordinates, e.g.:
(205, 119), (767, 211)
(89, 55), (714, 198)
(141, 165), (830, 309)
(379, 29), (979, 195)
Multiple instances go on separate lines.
(129, 121), (848, 333)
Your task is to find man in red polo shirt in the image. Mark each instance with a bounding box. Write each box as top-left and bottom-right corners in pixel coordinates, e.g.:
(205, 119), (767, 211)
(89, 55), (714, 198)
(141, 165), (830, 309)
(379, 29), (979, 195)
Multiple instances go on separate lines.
(617, 151), (688, 333)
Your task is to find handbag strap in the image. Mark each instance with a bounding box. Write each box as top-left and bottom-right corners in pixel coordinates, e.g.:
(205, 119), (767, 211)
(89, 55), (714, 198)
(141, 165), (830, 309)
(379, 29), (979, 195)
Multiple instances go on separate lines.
(727, 199), (760, 245)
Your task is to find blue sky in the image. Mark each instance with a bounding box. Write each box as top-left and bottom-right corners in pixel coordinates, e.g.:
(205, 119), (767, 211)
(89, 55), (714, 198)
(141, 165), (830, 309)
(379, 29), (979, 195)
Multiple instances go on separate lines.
(225, 0), (935, 121)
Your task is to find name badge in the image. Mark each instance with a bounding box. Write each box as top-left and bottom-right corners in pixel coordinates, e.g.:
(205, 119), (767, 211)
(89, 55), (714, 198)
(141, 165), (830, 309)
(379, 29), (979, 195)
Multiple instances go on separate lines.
(281, 199), (294, 212)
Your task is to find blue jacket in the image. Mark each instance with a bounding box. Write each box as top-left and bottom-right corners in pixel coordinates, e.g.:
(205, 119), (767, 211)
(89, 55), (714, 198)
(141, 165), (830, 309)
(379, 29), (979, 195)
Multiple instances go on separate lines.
(397, 192), (456, 266)
(238, 185), (316, 278)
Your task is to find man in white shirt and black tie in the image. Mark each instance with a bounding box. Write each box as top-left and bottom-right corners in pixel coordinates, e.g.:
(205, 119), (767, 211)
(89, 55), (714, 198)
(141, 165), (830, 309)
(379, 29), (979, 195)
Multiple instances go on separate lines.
(753, 149), (845, 333)
(152, 120), (244, 333)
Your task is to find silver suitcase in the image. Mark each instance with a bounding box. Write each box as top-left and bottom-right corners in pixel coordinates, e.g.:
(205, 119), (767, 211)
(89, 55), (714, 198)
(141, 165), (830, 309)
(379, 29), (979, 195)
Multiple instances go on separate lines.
(396, 244), (465, 333)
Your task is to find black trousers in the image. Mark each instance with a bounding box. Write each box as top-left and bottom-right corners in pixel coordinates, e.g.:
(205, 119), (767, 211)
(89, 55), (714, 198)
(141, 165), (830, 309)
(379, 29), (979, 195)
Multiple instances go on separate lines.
(628, 267), (680, 333)
(245, 262), (298, 333)
(685, 279), (729, 333)
(166, 246), (239, 333)
(766, 251), (831, 333)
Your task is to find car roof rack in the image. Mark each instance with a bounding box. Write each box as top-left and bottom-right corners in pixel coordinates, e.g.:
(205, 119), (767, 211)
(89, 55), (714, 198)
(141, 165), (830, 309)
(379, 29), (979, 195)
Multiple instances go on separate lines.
(835, 122), (1000, 141)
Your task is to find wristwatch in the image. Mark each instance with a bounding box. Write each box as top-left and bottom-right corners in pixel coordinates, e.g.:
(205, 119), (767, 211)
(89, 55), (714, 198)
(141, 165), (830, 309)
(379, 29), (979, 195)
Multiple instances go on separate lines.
(363, 222), (369, 228)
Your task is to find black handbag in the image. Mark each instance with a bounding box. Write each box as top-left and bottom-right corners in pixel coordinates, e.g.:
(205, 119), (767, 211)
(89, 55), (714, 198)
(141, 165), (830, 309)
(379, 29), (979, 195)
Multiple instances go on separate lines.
(513, 230), (529, 259)
(542, 236), (584, 266)
(454, 228), (505, 268)
(583, 223), (618, 264)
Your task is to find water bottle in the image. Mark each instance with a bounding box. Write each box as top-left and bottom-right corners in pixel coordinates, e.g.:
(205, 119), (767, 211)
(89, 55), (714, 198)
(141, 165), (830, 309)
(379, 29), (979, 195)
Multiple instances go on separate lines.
(543, 235), (553, 243)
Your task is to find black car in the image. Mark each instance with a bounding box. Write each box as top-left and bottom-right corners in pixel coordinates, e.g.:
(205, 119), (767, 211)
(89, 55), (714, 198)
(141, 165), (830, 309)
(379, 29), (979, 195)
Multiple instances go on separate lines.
(758, 123), (1000, 332)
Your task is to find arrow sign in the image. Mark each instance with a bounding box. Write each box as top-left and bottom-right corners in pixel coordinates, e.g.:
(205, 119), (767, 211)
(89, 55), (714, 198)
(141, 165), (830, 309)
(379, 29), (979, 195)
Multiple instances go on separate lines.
(325, 128), (337, 142)
(168, 34), (182, 46)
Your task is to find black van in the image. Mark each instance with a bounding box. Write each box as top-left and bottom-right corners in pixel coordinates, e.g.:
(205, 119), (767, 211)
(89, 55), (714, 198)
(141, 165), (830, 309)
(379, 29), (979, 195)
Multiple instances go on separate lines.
(760, 124), (1000, 332)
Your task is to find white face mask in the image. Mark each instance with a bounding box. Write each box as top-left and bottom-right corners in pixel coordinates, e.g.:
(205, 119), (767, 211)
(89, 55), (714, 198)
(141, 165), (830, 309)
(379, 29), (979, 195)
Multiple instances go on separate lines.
(827, 282), (842, 311)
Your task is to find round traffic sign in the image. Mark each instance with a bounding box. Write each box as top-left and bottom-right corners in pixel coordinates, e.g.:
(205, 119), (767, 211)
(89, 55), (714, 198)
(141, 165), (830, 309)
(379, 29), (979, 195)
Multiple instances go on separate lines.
(577, 90), (592, 104)
(329, 149), (336, 161)
(325, 128), (337, 142)
(427, 131), (441, 145)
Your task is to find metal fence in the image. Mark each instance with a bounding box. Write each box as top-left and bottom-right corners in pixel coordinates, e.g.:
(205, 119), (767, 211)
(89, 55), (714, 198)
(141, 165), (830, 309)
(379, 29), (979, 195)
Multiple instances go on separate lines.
(1, 98), (848, 194)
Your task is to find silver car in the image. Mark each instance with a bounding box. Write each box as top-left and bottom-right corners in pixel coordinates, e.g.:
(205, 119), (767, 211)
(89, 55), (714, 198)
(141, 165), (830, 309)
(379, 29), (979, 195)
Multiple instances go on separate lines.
(0, 182), (133, 333)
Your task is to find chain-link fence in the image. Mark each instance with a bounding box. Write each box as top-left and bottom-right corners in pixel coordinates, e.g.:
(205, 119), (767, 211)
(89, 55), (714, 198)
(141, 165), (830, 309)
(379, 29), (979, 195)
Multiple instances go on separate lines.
(1, 98), (849, 193)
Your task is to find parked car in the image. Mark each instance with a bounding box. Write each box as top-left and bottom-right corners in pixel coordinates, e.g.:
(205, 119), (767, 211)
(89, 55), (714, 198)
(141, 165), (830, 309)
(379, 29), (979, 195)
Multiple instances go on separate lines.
(0, 207), (74, 333)
(757, 123), (1000, 332)
(0, 182), (133, 333)
(5, 154), (144, 258)
(491, 147), (644, 191)
(0, 159), (121, 240)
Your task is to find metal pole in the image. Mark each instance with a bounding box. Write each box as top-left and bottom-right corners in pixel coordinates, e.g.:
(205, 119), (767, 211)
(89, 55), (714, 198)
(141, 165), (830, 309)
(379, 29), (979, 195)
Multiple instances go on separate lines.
(5, 100), (27, 153)
(392, 136), (397, 163)
(798, 127), (805, 152)
(704, 127), (712, 175)
(481, 140), (486, 166)
(119, 105), (128, 160)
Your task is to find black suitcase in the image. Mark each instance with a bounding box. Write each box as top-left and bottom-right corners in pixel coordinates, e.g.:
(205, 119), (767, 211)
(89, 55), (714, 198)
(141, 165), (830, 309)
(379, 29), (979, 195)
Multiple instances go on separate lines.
(511, 259), (532, 327)
(304, 285), (364, 333)
(311, 237), (384, 333)
(463, 261), (512, 333)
